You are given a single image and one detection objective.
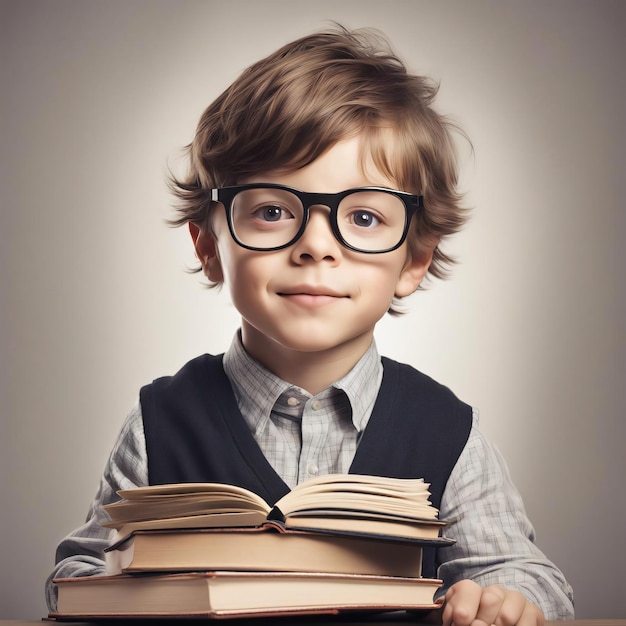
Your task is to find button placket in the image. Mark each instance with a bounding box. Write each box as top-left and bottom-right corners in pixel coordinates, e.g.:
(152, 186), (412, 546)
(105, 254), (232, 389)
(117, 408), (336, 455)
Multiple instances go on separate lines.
(298, 395), (330, 483)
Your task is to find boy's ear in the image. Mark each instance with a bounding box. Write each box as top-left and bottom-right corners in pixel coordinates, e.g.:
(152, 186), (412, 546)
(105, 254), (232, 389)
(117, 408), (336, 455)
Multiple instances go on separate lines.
(188, 222), (224, 283)
(394, 247), (435, 298)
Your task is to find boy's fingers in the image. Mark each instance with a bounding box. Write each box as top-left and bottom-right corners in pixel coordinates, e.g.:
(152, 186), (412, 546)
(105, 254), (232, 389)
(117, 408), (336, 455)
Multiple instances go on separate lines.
(516, 599), (546, 626)
(473, 584), (507, 626)
(442, 580), (482, 626)
(443, 582), (545, 626)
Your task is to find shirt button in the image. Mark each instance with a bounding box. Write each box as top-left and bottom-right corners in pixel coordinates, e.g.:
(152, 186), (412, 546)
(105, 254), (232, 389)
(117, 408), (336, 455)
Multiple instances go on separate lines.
(307, 463), (319, 476)
(287, 397), (299, 406)
(311, 400), (322, 411)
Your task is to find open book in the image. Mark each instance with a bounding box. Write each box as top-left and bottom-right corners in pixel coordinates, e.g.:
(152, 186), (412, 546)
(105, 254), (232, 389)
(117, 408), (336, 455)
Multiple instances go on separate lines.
(51, 571), (443, 618)
(103, 474), (448, 543)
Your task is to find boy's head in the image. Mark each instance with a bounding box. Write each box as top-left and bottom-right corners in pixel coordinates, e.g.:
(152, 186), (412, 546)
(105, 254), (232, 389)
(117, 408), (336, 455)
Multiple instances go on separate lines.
(171, 26), (468, 304)
(191, 134), (432, 376)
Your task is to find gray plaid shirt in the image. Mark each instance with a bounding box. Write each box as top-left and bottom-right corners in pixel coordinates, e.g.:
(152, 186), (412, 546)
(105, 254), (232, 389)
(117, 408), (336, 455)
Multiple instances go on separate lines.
(47, 333), (574, 618)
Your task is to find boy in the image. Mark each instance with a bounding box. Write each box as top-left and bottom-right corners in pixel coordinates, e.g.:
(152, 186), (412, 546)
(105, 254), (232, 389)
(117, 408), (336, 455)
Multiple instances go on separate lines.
(47, 27), (574, 624)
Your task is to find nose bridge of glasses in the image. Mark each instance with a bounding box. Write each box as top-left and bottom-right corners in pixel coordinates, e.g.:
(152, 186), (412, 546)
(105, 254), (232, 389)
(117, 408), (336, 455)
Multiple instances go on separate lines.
(305, 202), (333, 219)
(286, 195), (339, 253)
(290, 190), (332, 228)
(299, 203), (338, 247)
(299, 190), (338, 215)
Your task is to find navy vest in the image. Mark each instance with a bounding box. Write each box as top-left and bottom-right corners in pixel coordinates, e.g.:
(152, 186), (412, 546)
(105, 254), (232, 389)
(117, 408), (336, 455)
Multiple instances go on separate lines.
(141, 354), (472, 578)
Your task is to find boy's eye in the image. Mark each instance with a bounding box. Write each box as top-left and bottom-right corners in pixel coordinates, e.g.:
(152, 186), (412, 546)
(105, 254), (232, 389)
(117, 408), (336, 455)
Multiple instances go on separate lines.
(349, 210), (381, 228)
(252, 204), (295, 222)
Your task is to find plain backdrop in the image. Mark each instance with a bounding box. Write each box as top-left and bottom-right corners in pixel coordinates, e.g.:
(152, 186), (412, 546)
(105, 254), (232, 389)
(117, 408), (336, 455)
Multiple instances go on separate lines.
(1, 0), (625, 619)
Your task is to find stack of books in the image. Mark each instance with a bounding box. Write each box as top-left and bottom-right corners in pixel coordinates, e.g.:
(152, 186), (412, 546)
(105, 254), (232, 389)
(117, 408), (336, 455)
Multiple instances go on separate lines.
(51, 475), (453, 619)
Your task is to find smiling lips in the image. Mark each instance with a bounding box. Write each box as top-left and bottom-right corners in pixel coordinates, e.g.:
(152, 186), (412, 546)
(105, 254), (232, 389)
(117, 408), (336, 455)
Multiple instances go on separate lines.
(277, 286), (347, 307)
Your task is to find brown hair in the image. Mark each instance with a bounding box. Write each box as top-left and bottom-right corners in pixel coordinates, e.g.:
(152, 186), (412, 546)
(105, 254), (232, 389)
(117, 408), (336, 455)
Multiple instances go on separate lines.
(170, 26), (469, 303)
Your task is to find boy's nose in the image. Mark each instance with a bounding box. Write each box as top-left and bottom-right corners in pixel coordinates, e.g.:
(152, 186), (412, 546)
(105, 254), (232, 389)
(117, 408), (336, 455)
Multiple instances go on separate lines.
(290, 205), (341, 263)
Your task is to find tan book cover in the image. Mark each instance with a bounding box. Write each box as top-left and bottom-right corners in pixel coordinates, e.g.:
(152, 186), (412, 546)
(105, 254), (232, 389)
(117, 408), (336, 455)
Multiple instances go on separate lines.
(51, 571), (443, 618)
(104, 526), (427, 577)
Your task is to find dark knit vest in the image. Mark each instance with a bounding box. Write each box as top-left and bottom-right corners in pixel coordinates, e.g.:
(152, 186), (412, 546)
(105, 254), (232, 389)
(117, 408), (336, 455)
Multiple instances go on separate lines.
(140, 354), (472, 578)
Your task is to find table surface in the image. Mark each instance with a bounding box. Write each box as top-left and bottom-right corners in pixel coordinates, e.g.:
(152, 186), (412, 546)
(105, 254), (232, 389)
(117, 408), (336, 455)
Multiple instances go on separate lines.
(0, 617), (626, 626)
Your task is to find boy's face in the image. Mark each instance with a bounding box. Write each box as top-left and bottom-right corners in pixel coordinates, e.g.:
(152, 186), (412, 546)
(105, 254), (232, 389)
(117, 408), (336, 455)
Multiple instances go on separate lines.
(191, 136), (433, 381)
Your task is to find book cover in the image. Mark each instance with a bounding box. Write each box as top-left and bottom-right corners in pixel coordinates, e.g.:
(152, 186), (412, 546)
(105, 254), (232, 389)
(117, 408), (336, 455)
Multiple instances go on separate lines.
(52, 571), (443, 618)
(104, 526), (433, 577)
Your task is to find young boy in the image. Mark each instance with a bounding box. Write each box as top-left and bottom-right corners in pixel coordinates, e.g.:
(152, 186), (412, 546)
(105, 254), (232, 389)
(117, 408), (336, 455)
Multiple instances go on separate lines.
(47, 27), (574, 624)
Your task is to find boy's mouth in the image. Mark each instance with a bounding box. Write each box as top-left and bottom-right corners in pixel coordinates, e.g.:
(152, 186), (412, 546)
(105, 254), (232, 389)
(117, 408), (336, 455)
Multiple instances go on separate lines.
(277, 285), (346, 298)
(277, 286), (348, 306)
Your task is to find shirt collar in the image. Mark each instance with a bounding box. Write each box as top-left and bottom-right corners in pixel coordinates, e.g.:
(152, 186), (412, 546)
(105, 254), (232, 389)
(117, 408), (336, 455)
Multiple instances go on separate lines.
(222, 332), (292, 435)
(222, 331), (383, 435)
(333, 340), (383, 432)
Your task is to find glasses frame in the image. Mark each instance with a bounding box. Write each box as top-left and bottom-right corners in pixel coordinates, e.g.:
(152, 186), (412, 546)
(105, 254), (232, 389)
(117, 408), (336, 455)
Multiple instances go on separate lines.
(210, 183), (423, 254)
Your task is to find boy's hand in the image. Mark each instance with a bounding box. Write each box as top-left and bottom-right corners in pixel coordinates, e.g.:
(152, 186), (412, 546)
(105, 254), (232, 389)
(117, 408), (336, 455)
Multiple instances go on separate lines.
(441, 580), (545, 626)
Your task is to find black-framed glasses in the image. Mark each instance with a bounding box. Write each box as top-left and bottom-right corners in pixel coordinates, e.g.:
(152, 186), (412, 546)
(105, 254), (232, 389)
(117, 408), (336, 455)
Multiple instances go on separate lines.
(210, 183), (423, 254)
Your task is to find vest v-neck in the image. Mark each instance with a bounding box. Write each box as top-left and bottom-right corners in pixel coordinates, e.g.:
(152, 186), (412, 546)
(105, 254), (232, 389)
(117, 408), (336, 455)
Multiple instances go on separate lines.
(142, 353), (471, 510)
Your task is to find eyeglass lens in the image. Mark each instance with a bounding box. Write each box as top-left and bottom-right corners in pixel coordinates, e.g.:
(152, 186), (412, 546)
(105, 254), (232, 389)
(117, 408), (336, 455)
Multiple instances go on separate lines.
(229, 187), (407, 252)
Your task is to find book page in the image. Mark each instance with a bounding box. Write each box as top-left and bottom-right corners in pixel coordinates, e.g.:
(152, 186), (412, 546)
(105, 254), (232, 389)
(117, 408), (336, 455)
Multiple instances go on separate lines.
(276, 475), (437, 519)
(106, 511), (269, 541)
(104, 483), (271, 526)
(116, 483), (270, 508)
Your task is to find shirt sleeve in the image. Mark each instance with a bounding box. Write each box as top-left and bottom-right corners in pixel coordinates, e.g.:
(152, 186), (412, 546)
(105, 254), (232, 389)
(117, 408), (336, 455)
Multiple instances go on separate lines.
(45, 401), (149, 612)
(436, 413), (575, 620)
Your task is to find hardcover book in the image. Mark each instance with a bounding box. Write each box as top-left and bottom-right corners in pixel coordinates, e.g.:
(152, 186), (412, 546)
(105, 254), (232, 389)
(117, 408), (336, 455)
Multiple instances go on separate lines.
(52, 570), (443, 618)
(104, 526), (435, 577)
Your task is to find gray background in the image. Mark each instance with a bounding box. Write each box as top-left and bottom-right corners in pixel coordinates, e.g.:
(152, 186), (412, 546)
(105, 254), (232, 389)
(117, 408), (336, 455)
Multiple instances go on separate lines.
(2, 0), (624, 619)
